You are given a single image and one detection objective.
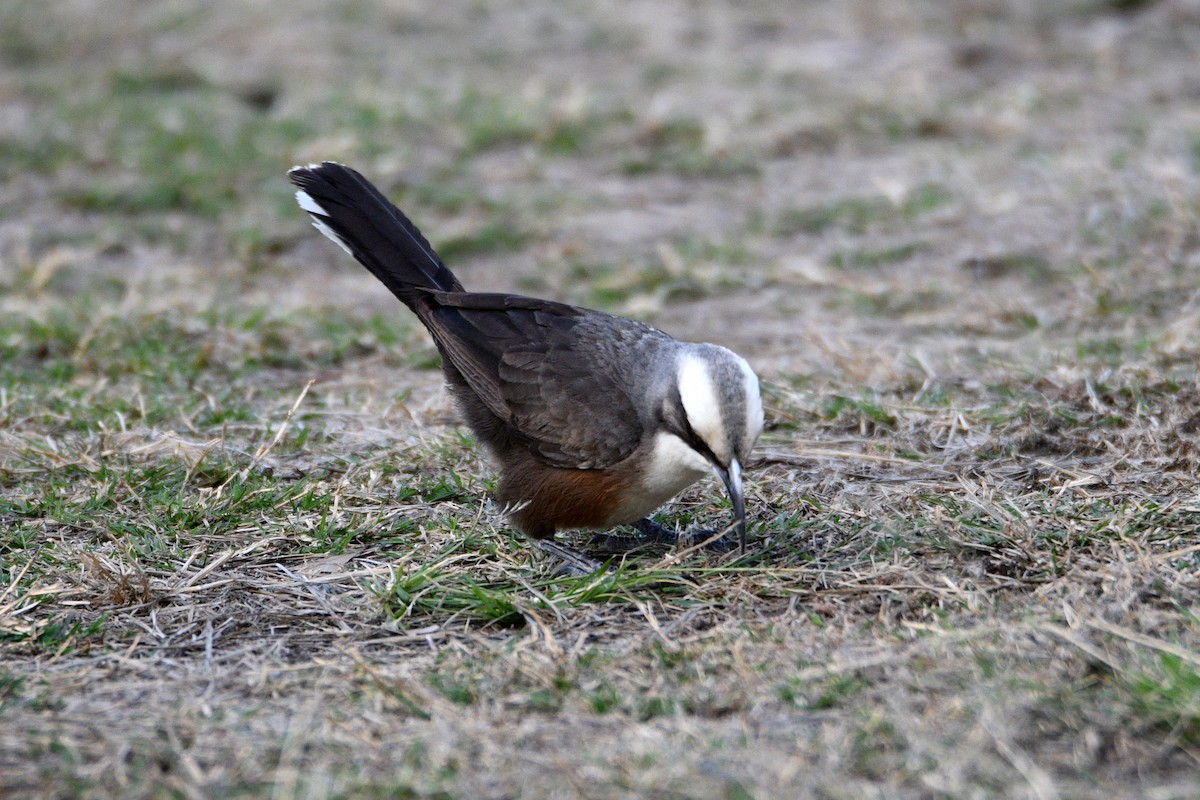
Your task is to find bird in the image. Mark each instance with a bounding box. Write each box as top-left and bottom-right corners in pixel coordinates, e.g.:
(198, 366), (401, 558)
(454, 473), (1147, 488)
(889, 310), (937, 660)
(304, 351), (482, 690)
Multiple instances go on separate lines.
(288, 162), (763, 566)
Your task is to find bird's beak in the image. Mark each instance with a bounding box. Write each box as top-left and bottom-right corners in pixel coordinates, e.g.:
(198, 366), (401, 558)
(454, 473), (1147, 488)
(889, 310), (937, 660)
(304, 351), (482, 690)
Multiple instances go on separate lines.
(716, 458), (747, 554)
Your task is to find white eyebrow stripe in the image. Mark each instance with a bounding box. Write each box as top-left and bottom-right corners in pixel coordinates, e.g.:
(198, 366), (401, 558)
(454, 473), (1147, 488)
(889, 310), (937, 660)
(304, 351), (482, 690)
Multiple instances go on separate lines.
(677, 352), (728, 461)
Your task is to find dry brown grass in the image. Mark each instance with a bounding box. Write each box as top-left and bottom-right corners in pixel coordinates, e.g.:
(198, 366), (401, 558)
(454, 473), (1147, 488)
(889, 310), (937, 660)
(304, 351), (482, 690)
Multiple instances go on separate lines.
(3, 0), (1200, 797)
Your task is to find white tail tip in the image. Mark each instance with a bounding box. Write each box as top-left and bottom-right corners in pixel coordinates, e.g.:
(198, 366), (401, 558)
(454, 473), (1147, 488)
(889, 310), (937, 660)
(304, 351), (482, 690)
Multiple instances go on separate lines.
(294, 189), (326, 216)
(295, 190), (353, 256)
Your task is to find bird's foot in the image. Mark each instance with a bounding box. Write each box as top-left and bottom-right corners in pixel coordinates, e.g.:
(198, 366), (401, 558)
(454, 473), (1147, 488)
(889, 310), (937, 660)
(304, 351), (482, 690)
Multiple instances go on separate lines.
(587, 518), (673, 554)
(535, 539), (606, 576)
(675, 528), (738, 553)
(639, 518), (740, 553)
(632, 518), (682, 545)
(587, 519), (736, 555)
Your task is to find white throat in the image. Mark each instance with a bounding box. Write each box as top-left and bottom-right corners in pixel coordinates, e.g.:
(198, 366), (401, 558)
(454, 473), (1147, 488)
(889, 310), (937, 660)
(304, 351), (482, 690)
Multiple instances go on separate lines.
(614, 430), (713, 523)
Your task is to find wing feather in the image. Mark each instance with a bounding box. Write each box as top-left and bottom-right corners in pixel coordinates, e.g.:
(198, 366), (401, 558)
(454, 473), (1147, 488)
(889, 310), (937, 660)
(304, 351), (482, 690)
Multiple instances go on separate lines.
(422, 293), (659, 468)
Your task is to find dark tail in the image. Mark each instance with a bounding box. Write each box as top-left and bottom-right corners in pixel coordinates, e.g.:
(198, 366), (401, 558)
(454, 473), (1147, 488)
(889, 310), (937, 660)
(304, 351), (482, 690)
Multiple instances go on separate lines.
(288, 162), (464, 307)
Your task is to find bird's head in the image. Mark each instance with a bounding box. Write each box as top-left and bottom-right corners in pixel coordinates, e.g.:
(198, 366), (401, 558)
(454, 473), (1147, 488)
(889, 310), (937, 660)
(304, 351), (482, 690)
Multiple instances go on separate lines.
(664, 344), (764, 552)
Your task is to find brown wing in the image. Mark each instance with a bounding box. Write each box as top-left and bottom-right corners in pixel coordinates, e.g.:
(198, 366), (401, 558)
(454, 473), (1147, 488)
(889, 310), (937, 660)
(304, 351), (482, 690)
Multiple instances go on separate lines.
(421, 292), (658, 469)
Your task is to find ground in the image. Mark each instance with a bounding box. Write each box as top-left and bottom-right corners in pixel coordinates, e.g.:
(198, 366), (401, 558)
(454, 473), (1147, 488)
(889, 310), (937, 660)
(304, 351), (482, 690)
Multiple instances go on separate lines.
(2, 0), (1200, 797)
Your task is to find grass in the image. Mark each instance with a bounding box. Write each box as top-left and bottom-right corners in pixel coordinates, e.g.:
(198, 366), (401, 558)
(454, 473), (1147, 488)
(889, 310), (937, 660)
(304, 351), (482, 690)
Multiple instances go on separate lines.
(619, 117), (761, 178)
(3, 1), (1200, 798)
(774, 183), (954, 238)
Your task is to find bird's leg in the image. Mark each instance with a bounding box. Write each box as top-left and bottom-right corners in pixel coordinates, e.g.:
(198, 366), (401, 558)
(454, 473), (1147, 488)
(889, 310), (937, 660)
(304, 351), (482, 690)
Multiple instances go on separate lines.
(535, 539), (606, 576)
